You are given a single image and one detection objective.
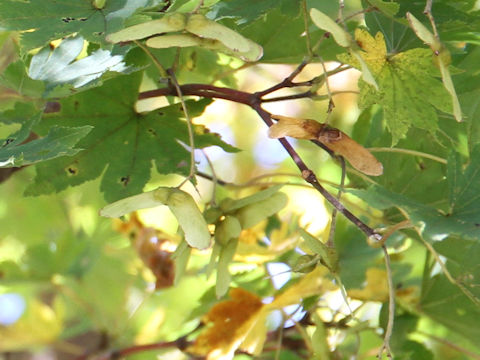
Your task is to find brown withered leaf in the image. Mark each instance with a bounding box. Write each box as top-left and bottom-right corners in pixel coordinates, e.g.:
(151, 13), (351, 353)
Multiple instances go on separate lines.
(189, 267), (334, 360)
(188, 287), (263, 360)
(269, 114), (383, 176)
(113, 213), (175, 290)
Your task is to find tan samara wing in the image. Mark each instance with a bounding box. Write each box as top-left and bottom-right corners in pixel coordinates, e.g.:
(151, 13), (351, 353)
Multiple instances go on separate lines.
(318, 127), (383, 176)
(269, 115), (322, 140)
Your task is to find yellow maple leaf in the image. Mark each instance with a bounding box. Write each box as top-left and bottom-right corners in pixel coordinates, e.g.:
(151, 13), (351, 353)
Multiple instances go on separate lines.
(188, 287), (264, 360)
(348, 268), (389, 302)
(189, 267), (334, 360)
(352, 28), (387, 74)
(336, 28), (387, 89)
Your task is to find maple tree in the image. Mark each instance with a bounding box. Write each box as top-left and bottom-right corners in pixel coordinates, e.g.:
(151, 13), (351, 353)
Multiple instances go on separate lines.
(1, 0), (480, 359)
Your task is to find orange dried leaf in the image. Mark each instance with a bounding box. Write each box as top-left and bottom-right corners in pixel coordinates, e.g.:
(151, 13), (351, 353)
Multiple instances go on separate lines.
(189, 288), (263, 360)
(190, 267), (334, 359)
(269, 115), (383, 176)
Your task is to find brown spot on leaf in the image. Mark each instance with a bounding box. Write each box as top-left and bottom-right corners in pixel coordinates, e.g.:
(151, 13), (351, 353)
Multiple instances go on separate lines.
(66, 166), (78, 175)
(44, 102), (61, 113)
(177, 160), (188, 168)
(120, 176), (130, 186)
(3, 138), (14, 147)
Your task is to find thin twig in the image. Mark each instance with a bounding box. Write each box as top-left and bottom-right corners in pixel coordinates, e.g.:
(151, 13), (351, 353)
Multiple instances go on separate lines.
(423, 0), (439, 38)
(338, 0), (345, 25)
(167, 69), (197, 186)
(81, 338), (189, 360)
(370, 220), (413, 248)
(274, 316), (285, 360)
(201, 149), (218, 206)
(326, 156), (345, 247)
(261, 91), (317, 103)
(191, 0), (204, 13)
(260, 90), (356, 103)
(301, 0), (313, 57)
(318, 55), (335, 122)
(340, 6), (376, 24)
(197, 171), (347, 190)
(138, 76), (381, 240)
(378, 245), (394, 359)
(255, 59), (310, 97)
(134, 41), (167, 78)
(253, 104), (381, 241)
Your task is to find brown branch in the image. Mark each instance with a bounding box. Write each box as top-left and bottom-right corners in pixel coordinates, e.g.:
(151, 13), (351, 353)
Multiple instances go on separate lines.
(138, 83), (253, 105)
(136, 72), (381, 240)
(254, 59), (310, 97)
(252, 104), (380, 240)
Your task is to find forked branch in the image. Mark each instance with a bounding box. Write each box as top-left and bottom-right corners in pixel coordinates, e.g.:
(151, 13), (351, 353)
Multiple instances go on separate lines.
(138, 70), (381, 241)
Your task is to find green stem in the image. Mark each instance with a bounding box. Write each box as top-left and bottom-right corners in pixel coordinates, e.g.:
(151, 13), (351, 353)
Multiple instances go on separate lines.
(134, 40), (167, 78)
(167, 69), (197, 185)
(368, 147), (447, 164)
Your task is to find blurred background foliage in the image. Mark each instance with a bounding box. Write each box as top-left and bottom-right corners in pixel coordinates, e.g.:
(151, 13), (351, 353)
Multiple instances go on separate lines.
(0, 0), (480, 359)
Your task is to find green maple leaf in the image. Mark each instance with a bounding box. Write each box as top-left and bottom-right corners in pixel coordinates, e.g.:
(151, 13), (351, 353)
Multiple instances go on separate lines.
(207, 0), (298, 25)
(447, 145), (480, 226)
(26, 73), (237, 202)
(349, 146), (480, 240)
(338, 28), (453, 144)
(0, 103), (92, 167)
(0, 0), (145, 51)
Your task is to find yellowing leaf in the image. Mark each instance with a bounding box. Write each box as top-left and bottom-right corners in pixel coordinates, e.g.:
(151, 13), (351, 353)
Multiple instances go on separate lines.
(238, 266), (334, 355)
(190, 267), (333, 360)
(338, 29), (453, 144)
(265, 266), (333, 310)
(350, 28), (387, 75)
(348, 268), (389, 302)
(189, 288), (263, 360)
